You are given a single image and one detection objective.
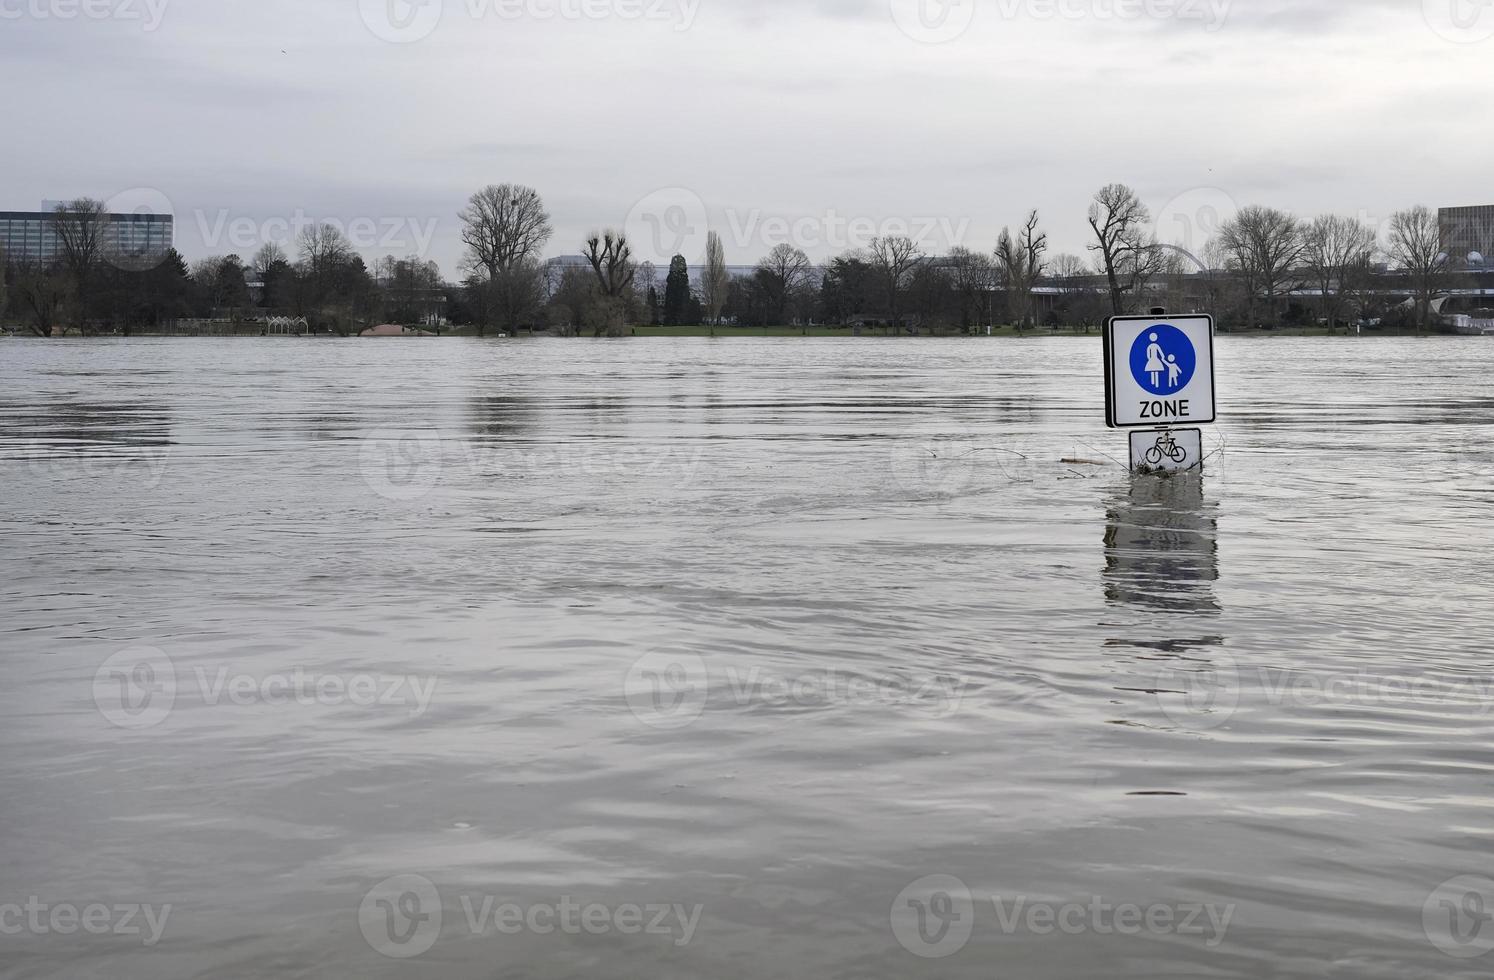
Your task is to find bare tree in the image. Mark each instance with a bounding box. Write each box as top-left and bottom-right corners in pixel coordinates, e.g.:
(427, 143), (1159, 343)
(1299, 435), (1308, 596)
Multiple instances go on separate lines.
(1337, 251), (1378, 330)
(1087, 184), (1161, 315)
(545, 265), (597, 332)
(459, 184), (552, 280)
(946, 245), (995, 331)
(755, 243), (814, 325)
(1387, 205), (1448, 333)
(377, 253), (444, 324)
(251, 242), (287, 280)
(577, 236), (634, 336)
(701, 231), (729, 326)
(866, 235), (921, 333)
(190, 258), (228, 309)
(1303, 215), (1378, 333)
(634, 260), (659, 299)
(1020, 210), (1047, 283)
(994, 231), (1021, 325)
(296, 222), (353, 307)
(584, 230), (636, 298)
(1156, 248), (1193, 314)
(630, 259), (658, 323)
(189, 258), (214, 282)
(907, 261), (952, 333)
(995, 210), (1047, 329)
(491, 260), (546, 333)
(1198, 238), (1245, 324)
(1047, 253), (1100, 331)
(459, 185), (552, 335)
(12, 258), (69, 337)
(1048, 253), (1090, 280)
(50, 198), (109, 328)
(1218, 206), (1306, 328)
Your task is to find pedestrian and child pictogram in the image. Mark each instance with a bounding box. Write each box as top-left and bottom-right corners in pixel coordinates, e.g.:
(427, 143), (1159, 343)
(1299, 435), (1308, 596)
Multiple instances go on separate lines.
(1131, 325), (1196, 395)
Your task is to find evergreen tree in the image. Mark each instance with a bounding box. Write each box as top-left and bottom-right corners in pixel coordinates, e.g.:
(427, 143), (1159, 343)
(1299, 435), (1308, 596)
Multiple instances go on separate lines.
(662, 254), (690, 326)
(260, 258), (295, 310)
(134, 248), (192, 328)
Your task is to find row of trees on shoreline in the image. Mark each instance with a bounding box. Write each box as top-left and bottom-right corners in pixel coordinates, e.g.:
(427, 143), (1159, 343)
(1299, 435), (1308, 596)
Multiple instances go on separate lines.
(453, 182), (1474, 336)
(1, 186), (1477, 337)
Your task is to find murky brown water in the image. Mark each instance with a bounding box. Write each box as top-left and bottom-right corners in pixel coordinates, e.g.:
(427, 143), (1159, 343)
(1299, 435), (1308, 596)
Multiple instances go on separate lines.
(2, 335), (1493, 979)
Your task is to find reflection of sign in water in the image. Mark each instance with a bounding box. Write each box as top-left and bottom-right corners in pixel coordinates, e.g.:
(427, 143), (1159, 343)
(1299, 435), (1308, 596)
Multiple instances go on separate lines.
(1104, 315), (1215, 428)
(1130, 325), (1196, 395)
(1129, 427), (1203, 472)
(1104, 476), (1227, 728)
(1102, 476), (1219, 614)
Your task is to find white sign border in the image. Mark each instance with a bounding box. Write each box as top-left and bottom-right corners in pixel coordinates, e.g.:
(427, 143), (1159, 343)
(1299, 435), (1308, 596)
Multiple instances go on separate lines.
(1103, 314), (1217, 429)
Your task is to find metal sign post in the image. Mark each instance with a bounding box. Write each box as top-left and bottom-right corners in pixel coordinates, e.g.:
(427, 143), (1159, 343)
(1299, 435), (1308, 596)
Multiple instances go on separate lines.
(1104, 311), (1216, 472)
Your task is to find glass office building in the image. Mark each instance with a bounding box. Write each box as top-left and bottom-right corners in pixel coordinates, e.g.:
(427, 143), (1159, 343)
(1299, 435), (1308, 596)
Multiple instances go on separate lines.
(0, 209), (174, 264)
(1439, 205), (1494, 267)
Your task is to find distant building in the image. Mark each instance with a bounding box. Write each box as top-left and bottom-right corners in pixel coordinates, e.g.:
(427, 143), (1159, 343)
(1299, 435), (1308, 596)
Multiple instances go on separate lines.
(0, 207), (173, 264)
(1439, 205), (1494, 268)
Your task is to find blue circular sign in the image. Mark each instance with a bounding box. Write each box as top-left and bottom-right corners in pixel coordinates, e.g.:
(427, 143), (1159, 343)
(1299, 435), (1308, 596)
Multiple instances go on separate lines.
(1129, 325), (1196, 396)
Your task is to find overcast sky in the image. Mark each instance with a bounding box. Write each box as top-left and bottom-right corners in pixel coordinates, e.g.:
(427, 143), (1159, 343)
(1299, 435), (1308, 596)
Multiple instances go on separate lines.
(5, 0), (1491, 274)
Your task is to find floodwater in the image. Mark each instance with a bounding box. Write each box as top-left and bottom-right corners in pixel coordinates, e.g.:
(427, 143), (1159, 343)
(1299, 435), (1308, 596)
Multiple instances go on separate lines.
(2, 335), (1492, 979)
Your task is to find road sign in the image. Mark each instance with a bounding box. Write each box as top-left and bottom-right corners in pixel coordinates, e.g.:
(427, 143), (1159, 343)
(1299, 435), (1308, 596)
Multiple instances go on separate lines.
(1129, 427), (1203, 472)
(1104, 314), (1216, 428)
